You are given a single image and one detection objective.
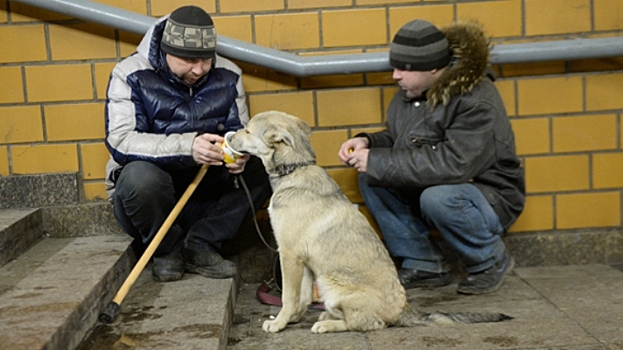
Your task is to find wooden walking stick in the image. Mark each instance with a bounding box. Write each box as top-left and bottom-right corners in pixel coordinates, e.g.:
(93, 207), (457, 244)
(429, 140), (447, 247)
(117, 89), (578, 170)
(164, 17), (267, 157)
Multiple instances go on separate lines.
(99, 164), (209, 323)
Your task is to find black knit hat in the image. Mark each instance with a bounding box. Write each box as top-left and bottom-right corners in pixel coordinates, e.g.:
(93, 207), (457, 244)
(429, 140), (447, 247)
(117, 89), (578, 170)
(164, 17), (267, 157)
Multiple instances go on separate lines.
(160, 6), (216, 59)
(389, 19), (451, 71)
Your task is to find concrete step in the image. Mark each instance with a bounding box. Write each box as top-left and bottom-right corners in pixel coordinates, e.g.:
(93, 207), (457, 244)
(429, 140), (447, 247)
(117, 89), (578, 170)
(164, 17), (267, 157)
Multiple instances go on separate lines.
(77, 265), (238, 350)
(0, 205), (252, 350)
(0, 235), (134, 350)
(0, 208), (43, 268)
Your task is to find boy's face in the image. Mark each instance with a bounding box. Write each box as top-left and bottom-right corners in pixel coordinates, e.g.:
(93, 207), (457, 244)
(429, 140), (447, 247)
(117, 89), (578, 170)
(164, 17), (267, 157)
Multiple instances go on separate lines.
(392, 68), (438, 99)
(166, 54), (213, 85)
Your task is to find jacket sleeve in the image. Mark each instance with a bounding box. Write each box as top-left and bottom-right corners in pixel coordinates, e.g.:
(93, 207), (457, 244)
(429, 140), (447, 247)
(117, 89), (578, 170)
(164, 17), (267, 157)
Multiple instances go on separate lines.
(365, 100), (499, 189)
(105, 58), (197, 168)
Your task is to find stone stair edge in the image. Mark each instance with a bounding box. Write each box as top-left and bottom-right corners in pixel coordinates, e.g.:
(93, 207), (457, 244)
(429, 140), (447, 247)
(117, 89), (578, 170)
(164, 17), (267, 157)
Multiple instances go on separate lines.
(0, 235), (135, 350)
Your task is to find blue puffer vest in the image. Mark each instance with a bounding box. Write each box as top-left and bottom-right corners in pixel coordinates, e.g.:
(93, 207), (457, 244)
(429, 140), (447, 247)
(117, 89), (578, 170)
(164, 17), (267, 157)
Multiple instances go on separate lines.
(105, 18), (243, 169)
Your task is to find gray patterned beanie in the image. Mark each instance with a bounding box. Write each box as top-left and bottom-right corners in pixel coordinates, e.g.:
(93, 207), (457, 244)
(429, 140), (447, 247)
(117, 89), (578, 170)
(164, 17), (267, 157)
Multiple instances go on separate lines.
(160, 6), (216, 59)
(389, 19), (451, 71)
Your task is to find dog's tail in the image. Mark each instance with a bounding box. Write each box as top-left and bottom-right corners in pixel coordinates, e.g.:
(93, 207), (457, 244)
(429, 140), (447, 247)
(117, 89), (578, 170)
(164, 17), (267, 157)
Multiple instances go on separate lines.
(394, 305), (512, 326)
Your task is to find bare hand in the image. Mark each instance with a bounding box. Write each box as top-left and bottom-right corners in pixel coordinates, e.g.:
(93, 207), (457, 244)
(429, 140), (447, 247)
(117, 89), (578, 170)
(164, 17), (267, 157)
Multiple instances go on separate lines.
(347, 148), (369, 173)
(192, 133), (225, 165)
(338, 137), (370, 172)
(225, 154), (250, 174)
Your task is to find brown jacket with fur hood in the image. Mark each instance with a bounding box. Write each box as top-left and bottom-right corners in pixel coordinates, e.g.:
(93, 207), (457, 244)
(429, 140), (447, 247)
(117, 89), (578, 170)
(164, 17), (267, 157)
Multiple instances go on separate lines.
(361, 22), (525, 231)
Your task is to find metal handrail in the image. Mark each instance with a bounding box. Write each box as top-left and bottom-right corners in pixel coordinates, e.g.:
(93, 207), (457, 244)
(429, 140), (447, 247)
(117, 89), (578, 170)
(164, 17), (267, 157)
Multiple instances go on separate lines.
(11, 0), (623, 76)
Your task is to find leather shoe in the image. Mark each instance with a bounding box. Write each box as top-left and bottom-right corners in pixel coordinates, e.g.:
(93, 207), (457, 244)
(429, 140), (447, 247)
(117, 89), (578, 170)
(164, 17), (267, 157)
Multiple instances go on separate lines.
(183, 247), (237, 279)
(398, 268), (452, 289)
(152, 249), (184, 282)
(457, 250), (515, 295)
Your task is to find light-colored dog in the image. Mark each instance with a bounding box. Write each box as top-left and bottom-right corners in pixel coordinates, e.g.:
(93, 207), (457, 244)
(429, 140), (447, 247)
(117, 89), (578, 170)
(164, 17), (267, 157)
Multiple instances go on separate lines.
(229, 111), (511, 333)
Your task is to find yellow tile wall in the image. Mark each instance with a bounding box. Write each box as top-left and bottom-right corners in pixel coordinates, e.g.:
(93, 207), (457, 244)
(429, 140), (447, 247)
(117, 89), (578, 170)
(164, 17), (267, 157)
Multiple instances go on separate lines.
(316, 88), (383, 127)
(525, 0), (591, 36)
(288, 0), (351, 9)
(0, 0), (622, 236)
(212, 16), (253, 43)
(500, 61), (567, 78)
(151, 0), (216, 17)
(585, 73), (623, 111)
(25, 64), (93, 102)
(357, 0), (418, 5)
(238, 63), (298, 93)
(0, 106), (44, 144)
(495, 80), (516, 116)
(457, 0), (522, 38)
(592, 153), (623, 189)
(44, 103), (106, 141)
(12, 144), (79, 174)
(98, 0), (147, 15)
(517, 76), (583, 116)
(81, 143), (109, 180)
(594, 0), (623, 31)
(511, 118), (550, 156)
(556, 191), (621, 229)
(119, 32), (143, 58)
(248, 92), (315, 127)
(9, 3), (70, 22)
(0, 25), (47, 63)
(552, 114), (617, 153)
(301, 74), (365, 89)
(310, 130), (349, 167)
(0, 2), (7, 22)
(322, 9), (387, 48)
(388, 5), (454, 36)
(508, 195), (554, 232)
(0, 146), (8, 175)
(95, 63), (117, 100)
(84, 182), (107, 201)
(255, 13), (320, 50)
(0, 67), (24, 104)
(525, 155), (589, 193)
(220, 0), (284, 13)
(382, 87), (398, 117)
(570, 57), (623, 73)
(49, 23), (117, 61)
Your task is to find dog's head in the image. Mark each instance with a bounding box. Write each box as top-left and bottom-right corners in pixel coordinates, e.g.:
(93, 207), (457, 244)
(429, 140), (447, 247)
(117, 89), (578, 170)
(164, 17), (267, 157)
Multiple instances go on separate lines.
(229, 111), (316, 172)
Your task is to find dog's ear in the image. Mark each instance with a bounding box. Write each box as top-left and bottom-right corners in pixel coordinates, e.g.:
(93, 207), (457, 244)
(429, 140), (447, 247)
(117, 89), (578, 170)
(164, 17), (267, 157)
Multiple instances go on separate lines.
(264, 126), (295, 148)
(288, 114), (312, 137)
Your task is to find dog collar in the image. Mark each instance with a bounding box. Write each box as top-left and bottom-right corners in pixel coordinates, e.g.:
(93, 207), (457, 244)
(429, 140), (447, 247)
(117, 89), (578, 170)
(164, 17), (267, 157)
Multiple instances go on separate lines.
(273, 161), (316, 177)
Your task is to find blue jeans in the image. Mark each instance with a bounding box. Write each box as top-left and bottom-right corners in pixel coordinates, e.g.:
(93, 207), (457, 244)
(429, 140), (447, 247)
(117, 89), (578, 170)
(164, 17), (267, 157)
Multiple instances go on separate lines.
(113, 158), (272, 255)
(358, 174), (505, 274)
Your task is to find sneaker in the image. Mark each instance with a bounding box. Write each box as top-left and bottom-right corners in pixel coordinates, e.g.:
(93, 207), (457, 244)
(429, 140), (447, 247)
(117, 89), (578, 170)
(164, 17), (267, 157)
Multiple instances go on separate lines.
(457, 251), (515, 295)
(152, 250), (184, 282)
(183, 248), (237, 279)
(398, 269), (452, 289)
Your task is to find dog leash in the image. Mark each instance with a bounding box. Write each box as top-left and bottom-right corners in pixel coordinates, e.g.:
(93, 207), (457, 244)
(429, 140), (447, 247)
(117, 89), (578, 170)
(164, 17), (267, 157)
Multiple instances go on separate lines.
(238, 175), (278, 253)
(238, 175), (325, 311)
(256, 282), (325, 311)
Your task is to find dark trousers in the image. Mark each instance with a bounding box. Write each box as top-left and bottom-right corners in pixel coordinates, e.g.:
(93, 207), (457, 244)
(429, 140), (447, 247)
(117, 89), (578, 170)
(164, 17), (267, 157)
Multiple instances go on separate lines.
(112, 158), (272, 256)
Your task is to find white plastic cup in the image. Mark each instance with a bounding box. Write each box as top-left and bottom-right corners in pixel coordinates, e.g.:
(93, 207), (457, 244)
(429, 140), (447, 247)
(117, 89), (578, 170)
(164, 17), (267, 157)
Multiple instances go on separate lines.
(221, 131), (243, 164)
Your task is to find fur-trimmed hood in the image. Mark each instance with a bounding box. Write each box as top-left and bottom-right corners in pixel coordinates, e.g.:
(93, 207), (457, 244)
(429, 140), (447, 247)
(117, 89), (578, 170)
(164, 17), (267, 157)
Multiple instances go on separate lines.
(427, 21), (491, 107)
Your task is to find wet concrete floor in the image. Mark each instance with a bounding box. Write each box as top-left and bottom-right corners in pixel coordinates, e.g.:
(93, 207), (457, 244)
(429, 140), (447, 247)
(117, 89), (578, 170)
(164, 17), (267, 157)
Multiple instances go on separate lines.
(227, 264), (623, 350)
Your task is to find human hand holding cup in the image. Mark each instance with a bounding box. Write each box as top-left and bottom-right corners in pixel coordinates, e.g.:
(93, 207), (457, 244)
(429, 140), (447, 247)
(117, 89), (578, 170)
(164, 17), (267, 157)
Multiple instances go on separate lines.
(221, 131), (243, 164)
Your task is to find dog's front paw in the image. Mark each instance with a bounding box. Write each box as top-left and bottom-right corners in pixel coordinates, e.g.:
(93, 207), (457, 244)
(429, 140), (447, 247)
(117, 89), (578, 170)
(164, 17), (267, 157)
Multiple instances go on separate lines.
(262, 320), (285, 333)
(311, 320), (347, 333)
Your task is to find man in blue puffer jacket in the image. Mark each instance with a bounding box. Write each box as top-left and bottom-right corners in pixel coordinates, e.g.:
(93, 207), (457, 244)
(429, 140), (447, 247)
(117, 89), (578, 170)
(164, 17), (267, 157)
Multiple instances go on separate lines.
(104, 6), (272, 282)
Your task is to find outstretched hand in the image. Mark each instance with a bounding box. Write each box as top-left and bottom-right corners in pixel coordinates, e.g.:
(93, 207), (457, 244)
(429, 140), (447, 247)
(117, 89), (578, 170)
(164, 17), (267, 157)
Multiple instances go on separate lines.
(338, 137), (370, 173)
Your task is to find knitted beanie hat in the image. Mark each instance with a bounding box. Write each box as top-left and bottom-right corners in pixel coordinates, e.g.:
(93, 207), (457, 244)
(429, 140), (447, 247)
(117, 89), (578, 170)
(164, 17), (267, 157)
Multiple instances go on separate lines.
(389, 19), (452, 71)
(160, 6), (216, 59)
